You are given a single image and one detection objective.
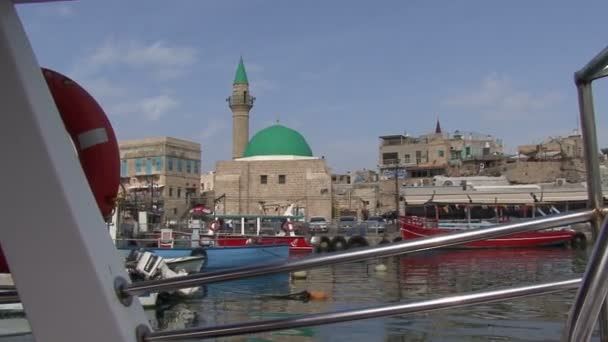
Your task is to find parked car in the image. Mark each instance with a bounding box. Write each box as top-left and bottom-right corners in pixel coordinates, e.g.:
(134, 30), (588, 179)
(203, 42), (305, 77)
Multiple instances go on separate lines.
(366, 216), (386, 234)
(338, 216), (358, 232)
(308, 216), (329, 233)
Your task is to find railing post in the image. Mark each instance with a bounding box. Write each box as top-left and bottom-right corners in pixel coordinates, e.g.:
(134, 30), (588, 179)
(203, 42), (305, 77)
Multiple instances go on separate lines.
(563, 75), (608, 341)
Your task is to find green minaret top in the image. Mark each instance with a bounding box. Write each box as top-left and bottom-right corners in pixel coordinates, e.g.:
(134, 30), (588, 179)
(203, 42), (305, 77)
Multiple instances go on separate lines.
(233, 57), (249, 85)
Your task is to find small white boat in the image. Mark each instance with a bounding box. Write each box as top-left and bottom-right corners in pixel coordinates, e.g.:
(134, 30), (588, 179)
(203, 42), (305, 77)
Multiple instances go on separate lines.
(0, 252), (202, 312)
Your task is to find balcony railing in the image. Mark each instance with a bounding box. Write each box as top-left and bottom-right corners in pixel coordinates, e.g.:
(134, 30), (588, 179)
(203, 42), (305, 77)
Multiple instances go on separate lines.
(227, 95), (255, 107)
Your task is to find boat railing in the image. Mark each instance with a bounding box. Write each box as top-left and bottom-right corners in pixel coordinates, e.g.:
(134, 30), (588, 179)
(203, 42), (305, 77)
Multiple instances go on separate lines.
(3, 4), (608, 340)
(109, 45), (608, 342)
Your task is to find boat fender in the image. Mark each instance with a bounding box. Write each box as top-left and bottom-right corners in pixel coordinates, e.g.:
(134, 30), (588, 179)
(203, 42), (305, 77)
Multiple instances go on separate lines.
(316, 236), (332, 253)
(42, 68), (120, 220)
(571, 232), (587, 249)
(393, 237), (403, 243)
(330, 236), (348, 252)
(281, 219), (295, 233)
(347, 236), (369, 249)
(209, 219), (221, 232)
(308, 291), (328, 301)
(378, 238), (391, 245)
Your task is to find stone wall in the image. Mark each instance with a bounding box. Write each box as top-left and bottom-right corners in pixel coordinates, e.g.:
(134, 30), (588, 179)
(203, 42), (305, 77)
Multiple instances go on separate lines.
(214, 159), (332, 220)
(504, 160), (586, 184)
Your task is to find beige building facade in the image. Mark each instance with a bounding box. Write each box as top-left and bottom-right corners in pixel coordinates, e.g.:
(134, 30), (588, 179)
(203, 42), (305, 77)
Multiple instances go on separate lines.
(518, 132), (583, 160)
(214, 158), (332, 220)
(119, 137), (201, 222)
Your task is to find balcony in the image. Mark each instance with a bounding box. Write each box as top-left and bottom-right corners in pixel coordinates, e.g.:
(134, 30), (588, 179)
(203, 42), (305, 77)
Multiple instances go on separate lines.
(227, 95), (255, 107)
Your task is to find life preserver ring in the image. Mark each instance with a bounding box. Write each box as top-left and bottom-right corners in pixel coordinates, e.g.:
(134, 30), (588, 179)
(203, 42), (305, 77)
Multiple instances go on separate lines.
(282, 220), (295, 233)
(209, 220), (221, 232)
(42, 68), (119, 220)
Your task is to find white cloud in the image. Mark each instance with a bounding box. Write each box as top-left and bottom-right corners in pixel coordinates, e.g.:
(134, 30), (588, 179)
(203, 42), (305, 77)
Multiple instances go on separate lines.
(110, 95), (179, 121)
(443, 73), (562, 119)
(73, 38), (198, 80)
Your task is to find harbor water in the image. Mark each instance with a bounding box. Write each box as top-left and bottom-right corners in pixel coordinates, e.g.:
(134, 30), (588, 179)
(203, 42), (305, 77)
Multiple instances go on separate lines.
(0, 247), (599, 341)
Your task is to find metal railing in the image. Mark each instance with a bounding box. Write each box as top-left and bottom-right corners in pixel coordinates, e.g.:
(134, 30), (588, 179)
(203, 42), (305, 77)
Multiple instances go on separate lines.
(6, 46), (608, 342)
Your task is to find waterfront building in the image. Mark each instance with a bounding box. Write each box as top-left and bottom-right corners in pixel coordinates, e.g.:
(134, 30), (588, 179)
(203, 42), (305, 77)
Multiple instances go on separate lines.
(118, 137), (201, 224)
(377, 121), (503, 214)
(378, 120), (503, 184)
(517, 131), (583, 160)
(212, 58), (332, 221)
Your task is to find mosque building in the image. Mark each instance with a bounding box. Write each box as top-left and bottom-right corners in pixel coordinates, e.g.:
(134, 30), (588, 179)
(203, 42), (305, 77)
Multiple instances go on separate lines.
(212, 58), (333, 220)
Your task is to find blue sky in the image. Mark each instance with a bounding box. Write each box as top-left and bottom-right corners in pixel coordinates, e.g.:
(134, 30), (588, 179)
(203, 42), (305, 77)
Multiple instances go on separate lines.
(16, 0), (608, 173)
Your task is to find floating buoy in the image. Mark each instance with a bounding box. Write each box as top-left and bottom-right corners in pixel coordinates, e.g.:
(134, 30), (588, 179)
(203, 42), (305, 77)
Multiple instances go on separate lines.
(374, 264), (388, 272)
(308, 291), (328, 301)
(292, 270), (308, 279)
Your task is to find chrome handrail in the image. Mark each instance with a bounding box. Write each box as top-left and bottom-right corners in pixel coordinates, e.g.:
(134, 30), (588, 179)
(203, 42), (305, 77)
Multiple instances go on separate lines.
(144, 278), (581, 341)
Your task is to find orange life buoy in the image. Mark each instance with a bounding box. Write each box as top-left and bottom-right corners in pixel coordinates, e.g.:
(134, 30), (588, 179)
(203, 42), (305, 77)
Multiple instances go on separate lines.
(42, 68), (120, 220)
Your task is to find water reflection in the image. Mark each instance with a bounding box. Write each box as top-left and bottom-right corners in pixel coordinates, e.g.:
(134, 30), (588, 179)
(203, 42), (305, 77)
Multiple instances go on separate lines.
(0, 247), (596, 341)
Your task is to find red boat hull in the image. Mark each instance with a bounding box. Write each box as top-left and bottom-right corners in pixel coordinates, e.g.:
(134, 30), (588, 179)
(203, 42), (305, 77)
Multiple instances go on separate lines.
(0, 245), (9, 274)
(400, 222), (575, 248)
(214, 235), (313, 253)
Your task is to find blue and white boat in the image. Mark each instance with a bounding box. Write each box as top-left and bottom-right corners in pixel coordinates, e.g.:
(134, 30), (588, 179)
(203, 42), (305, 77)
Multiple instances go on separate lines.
(117, 244), (290, 270)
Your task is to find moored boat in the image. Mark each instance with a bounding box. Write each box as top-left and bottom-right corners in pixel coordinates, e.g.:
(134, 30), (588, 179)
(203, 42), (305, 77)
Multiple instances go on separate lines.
(400, 216), (576, 248)
(192, 211), (314, 254)
(118, 244), (290, 270)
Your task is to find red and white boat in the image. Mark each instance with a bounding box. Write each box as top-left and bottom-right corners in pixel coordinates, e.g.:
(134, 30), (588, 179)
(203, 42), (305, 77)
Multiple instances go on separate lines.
(213, 235), (313, 253)
(400, 216), (576, 248)
(190, 207), (313, 253)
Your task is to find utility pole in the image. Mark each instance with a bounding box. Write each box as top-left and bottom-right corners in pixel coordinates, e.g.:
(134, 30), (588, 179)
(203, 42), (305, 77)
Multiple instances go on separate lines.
(394, 159), (400, 220)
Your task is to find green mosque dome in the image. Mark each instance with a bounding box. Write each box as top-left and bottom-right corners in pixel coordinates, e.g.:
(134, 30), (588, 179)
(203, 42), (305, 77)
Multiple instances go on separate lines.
(243, 124), (313, 157)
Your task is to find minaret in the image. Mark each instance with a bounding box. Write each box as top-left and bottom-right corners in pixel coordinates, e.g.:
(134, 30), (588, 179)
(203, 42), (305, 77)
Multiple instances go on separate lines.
(227, 57), (255, 159)
(435, 118), (442, 134)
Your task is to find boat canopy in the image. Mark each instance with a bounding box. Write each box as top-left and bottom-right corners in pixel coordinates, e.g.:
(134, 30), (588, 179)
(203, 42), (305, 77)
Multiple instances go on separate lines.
(211, 214), (305, 220)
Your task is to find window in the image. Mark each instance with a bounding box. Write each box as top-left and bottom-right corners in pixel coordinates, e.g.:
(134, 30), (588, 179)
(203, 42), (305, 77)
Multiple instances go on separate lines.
(167, 157), (174, 171)
(177, 159), (183, 172)
(465, 146), (471, 156)
(177, 187), (181, 198)
(403, 154), (410, 164)
(415, 151), (422, 164)
(169, 187), (173, 197)
(260, 175), (268, 184)
(186, 160), (192, 173)
(155, 157), (162, 171)
(120, 160), (128, 177)
(145, 159), (152, 174)
(438, 150), (445, 157)
(135, 158), (143, 173)
(279, 175), (286, 184)
(173, 208), (177, 215)
(194, 161), (199, 175)
(382, 152), (398, 164)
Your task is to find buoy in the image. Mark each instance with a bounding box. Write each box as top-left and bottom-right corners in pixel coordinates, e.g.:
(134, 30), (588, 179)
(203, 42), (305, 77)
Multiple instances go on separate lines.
(308, 291), (328, 301)
(374, 264), (388, 272)
(292, 270), (308, 279)
(42, 68), (120, 220)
